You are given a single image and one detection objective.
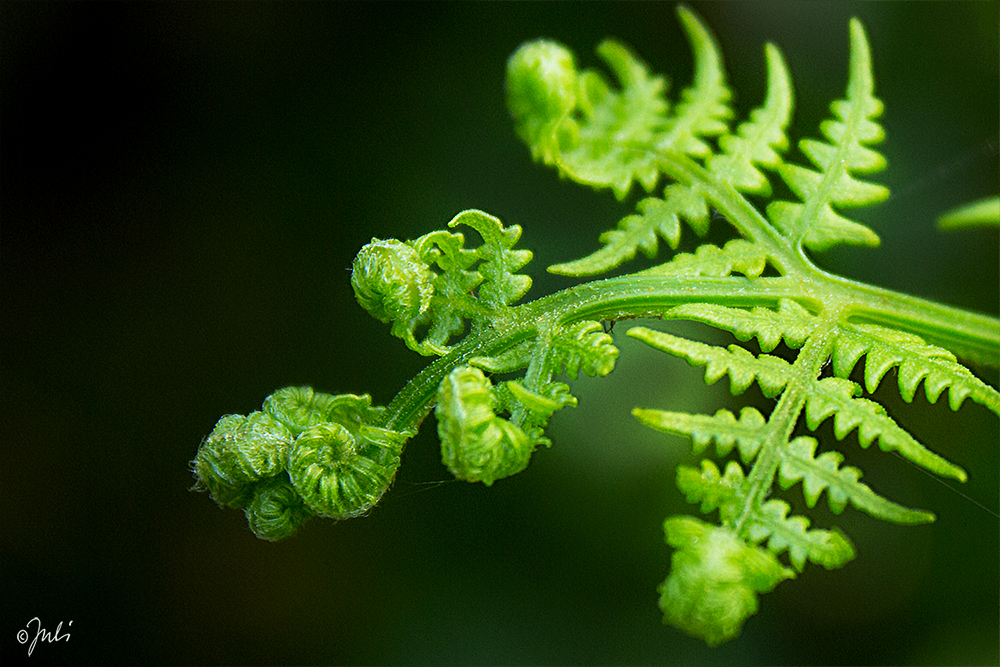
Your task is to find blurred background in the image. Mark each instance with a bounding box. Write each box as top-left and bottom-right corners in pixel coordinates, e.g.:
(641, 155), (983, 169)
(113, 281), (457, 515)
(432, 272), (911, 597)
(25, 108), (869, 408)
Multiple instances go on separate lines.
(2, 2), (997, 665)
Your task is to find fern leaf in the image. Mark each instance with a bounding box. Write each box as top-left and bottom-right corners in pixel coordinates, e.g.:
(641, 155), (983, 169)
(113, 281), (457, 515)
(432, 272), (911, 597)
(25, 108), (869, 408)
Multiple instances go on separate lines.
(747, 498), (856, 571)
(414, 230), (484, 351)
(938, 195), (1000, 230)
(675, 459), (745, 521)
(449, 210), (533, 311)
(634, 406), (767, 462)
(557, 39), (670, 198)
(802, 376), (967, 481)
(468, 341), (534, 374)
(766, 19), (888, 252)
(667, 299), (817, 352)
(548, 186), (710, 276)
(549, 320), (620, 378)
(655, 6), (733, 157)
(832, 323), (1000, 414)
(637, 239), (769, 278)
(675, 457), (856, 572)
(777, 436), (936, 524)
(629, 326), (791, 397)
(505, 380), (578, 418)
(707, 43), (793, 195)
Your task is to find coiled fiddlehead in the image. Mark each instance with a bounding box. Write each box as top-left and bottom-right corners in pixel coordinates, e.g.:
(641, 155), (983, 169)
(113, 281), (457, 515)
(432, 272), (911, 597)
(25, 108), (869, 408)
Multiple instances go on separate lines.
(506, 39), (579, 166)
(193, 412), (293, 510)
(351, 239), (437, 352)
(436, 365), (533, 485)
(243, 475), (312, 542)
(192, 386), (412, 540)
(350, 209), (532, 356)
(659, 516), (793, 647)
(288, 421), (399, 520)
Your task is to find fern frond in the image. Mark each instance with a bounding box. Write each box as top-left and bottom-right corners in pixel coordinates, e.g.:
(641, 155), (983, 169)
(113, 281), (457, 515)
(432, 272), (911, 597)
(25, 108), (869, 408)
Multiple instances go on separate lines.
(629, 326), (790, 397)
(637, 239), (769, 278)
(436, 365), (533, 486)
(938, 195), (1000, 230)
(654, 6), (733, 157)
(675, 459), (746, 520)
(676, 460), (856, 572)
(747, 498), (855, 571)
(548, 320), (620, 379)
(449, 209), (533, 311)
(766, 19), (888, 252)
(832, 323), (1000, 414)
(351, 209), (533, 355)
(504, 380), (578, 419)
(802, 376), (967, 481)
(777, 436), (935, 524)
(706, 43), (793, 195)
(549, 185), (709, 276)
(634, 407), (767, 462)
(557, 38), (670, 198)
(468, 341), (534, 374)
(197, 8), (1000, 652)
(667, 299), (817, 351)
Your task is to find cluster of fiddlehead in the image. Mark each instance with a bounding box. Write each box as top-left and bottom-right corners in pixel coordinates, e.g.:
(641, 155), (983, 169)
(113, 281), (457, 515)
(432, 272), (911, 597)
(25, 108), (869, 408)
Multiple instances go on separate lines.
(193, 5), (998, 647)
(193, 386), (412, 540)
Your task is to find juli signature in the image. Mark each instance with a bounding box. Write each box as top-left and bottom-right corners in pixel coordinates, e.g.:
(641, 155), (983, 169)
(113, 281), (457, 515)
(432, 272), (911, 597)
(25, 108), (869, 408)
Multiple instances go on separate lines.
(16, 617), (72, 657)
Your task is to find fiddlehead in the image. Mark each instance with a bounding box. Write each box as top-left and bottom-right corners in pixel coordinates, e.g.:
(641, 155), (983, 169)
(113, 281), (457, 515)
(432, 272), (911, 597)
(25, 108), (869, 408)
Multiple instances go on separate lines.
(658, 515), (793, 647)
(436, 365), (533, 485)
(351, 209), (531, 355)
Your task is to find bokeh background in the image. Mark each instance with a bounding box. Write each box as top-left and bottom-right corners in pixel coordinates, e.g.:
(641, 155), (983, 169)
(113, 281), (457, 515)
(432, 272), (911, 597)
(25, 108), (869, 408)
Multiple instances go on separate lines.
(2, 2), (997, 665)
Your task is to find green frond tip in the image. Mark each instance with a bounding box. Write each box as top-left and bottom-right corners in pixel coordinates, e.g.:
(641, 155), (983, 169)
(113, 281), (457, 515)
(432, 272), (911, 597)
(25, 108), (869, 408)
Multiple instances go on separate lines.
(778, 436), (937, 523)
(448, 209), (533, 311)
(670, 460), (857, 572)
(659, 5), (732, 157)
(707, 42), (793, 195)
(628, 326), (791, 398)
(832, 322), (1000, 417)
(559, 38), (670, 199)
(352, 239), (437, 348)
(634, 406), (766, 463)
(767, 17), (888, 252)
(748, 498), (856, 572)
(659, 516), (794, 646)
(550, 320), (620, 378)
(938, 196), (1000, 230)
(244, 475), (312, 541)
(548, 185), (709, 277)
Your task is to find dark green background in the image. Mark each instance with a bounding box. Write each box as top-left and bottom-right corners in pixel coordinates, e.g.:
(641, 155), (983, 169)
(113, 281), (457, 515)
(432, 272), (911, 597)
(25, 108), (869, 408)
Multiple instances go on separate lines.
(2, 2), (997, 665)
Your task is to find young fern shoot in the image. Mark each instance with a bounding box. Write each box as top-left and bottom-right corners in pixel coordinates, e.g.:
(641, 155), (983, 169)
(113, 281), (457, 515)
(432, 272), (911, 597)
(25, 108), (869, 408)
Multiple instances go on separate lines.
(192, 6), (999, 646)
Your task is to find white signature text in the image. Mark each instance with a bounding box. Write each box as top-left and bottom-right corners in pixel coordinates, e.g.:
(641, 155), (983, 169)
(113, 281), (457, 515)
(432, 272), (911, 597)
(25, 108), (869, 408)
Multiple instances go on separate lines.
(16, 617), (72, 657)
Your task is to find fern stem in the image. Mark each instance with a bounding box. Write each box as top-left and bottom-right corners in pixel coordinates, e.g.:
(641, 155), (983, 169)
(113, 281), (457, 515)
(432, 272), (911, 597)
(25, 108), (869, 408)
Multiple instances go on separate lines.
(733, 309), (842, 532)
(819, 271), (1000, 366)
(654, 151), (809, 276)
(384, 272), (998, 435)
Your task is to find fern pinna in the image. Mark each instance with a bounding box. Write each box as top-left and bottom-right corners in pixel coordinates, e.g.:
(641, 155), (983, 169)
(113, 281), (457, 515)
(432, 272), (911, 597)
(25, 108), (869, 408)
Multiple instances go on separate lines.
(192, 7), (999, 645)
